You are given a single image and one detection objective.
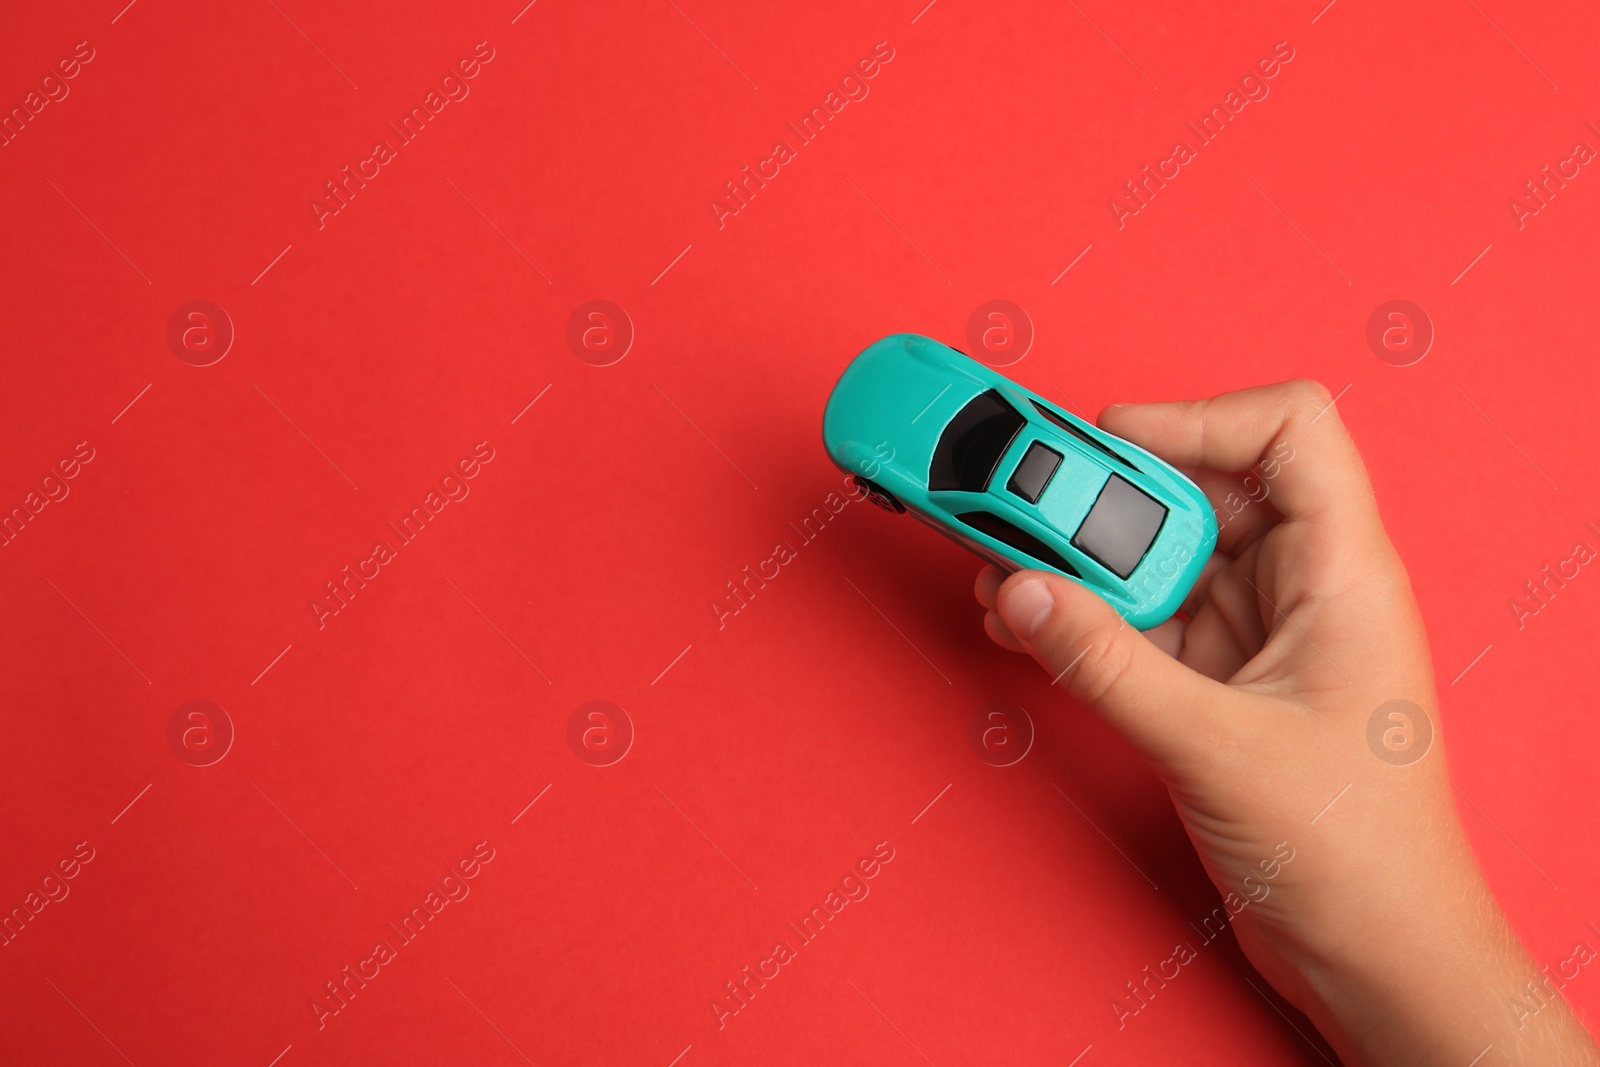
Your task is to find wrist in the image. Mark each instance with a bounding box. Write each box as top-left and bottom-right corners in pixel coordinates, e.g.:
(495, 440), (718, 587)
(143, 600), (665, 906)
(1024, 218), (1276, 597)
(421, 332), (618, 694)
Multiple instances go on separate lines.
(1290, 875), (1595, 1065)
(1305, 896), (1515, 1060)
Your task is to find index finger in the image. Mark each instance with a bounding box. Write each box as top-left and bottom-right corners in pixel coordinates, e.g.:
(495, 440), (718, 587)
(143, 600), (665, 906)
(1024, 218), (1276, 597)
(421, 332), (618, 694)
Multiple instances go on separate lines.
(1097, 379), (1376, 529)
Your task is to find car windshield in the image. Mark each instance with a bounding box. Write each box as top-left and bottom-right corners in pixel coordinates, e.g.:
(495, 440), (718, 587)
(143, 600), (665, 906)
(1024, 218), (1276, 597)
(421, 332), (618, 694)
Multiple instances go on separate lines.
(929, 390), (1026, 492)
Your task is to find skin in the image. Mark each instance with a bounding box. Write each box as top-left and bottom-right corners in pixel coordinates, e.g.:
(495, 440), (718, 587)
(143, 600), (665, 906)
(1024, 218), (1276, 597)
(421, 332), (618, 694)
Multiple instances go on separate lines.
(975, 380), (1598, 1066)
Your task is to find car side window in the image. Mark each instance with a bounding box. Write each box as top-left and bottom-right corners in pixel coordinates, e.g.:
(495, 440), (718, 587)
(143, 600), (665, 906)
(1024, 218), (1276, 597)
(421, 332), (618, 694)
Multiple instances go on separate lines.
(929, 390), (1027, 492)
(955, 511), (1080, 576)
(1029, 400), (1141, 473)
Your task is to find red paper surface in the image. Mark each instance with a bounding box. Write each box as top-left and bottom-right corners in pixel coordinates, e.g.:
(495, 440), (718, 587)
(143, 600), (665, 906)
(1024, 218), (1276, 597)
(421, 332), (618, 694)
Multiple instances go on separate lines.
(2, 1), (1598, 1064)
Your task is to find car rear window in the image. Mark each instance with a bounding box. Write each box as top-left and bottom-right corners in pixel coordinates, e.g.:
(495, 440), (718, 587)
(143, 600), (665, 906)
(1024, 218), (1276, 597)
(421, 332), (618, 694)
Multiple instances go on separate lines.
(1071, 474), (1167, 579)
(929, 390), (1026, 492)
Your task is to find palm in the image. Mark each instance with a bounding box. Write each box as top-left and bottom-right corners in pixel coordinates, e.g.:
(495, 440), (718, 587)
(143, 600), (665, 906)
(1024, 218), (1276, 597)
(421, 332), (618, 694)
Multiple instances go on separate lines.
(1156, 487), (1361, 702)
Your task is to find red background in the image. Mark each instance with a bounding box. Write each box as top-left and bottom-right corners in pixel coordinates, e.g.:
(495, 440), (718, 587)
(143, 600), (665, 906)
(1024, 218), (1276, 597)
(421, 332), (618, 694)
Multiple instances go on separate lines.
(2, 1), (1598, 1064)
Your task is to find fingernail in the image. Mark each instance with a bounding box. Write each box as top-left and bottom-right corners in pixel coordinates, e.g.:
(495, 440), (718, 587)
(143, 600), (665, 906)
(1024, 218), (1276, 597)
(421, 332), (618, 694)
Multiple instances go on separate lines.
(999, 578), (1054, 639)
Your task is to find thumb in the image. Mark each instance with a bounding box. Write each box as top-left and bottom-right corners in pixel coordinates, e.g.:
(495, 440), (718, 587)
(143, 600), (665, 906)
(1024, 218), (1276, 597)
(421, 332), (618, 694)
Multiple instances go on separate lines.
(996, 569), (1231, 766)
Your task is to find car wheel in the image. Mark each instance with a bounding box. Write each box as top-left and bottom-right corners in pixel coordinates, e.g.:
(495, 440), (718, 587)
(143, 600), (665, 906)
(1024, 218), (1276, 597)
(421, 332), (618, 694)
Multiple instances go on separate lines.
(853, 476), (906, 514)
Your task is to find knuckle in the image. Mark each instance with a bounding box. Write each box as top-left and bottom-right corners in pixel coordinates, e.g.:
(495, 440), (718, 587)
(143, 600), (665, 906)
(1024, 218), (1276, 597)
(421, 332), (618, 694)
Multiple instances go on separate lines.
(1069, 622), (1138, 707)
(1190, 395), (1212, 457)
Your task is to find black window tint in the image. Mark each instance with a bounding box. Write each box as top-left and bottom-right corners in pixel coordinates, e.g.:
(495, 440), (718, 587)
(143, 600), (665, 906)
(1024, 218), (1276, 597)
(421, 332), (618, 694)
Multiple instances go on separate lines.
(955, 511), (1080, 577)
(1071, 475), (1167, 579)
(1007, 441), (1062, 504)
(929, 390), (1027, 492)
(1030, 400), (1140, 473)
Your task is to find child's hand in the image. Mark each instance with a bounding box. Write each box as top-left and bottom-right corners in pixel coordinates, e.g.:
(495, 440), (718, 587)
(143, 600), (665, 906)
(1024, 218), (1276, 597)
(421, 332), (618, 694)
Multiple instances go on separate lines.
(975, 381), (1597, 1066)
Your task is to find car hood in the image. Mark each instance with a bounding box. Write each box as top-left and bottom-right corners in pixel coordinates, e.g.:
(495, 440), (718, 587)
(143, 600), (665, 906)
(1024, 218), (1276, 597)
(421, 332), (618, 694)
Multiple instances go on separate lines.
(822, 333), (989, 492)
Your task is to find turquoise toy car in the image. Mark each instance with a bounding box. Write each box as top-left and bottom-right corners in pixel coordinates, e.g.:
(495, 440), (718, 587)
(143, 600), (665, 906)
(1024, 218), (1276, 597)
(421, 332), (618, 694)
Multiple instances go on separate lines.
(822, 333), (1217, 630)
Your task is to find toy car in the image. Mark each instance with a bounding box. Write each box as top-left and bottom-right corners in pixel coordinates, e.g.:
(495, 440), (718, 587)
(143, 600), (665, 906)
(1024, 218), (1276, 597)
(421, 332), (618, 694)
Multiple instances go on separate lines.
(822, 333), (1217, 630)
